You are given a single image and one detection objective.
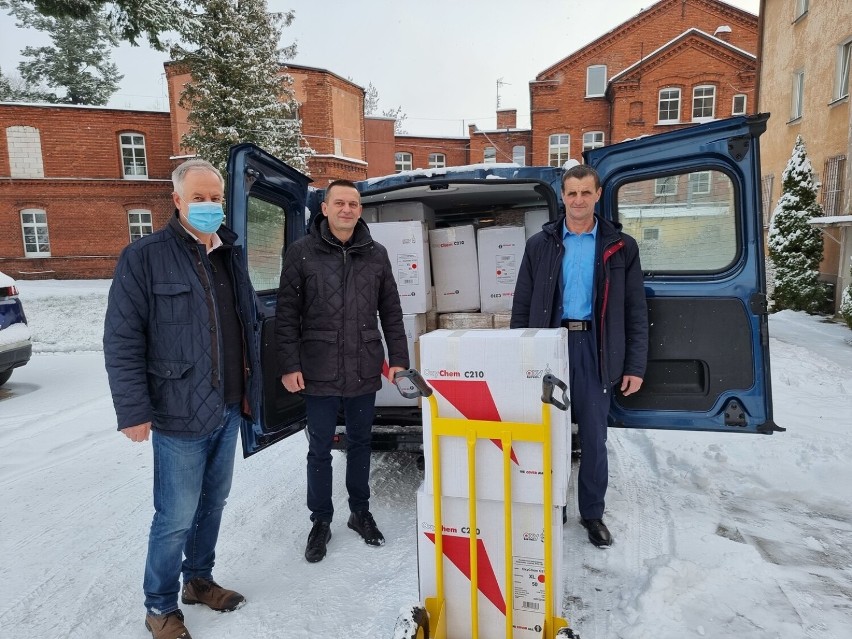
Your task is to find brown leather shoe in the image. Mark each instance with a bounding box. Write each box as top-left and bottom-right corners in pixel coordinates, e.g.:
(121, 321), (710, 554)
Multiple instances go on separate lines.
(181, 577), (245, 612)
(145, 609), (192, 639)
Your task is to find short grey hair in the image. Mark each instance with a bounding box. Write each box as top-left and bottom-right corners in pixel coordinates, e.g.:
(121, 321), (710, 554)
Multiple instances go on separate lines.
(172, 159), (225, 197)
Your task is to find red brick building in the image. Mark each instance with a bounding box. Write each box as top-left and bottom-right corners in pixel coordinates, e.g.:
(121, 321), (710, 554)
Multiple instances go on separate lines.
(0, 104), (176, 278)
(468, 109), (532, 166)
(530, 0), (758, 166)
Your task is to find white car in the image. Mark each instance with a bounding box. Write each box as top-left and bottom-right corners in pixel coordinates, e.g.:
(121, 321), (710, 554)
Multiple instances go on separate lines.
(0, 271), (32, 387)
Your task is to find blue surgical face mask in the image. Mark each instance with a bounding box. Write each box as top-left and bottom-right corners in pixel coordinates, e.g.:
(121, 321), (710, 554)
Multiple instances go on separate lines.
(186, 201), (224, 233)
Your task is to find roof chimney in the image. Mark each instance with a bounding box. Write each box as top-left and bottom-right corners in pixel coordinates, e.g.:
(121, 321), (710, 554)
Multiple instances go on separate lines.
(714, 25), (732, 42)
(496, 108), (517, 130)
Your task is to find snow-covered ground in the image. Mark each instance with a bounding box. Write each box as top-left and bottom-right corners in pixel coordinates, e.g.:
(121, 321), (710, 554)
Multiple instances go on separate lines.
(2, 280), (851, 639)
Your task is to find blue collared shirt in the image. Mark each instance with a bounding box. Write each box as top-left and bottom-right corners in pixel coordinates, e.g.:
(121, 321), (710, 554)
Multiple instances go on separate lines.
(562, 219), (597, 320)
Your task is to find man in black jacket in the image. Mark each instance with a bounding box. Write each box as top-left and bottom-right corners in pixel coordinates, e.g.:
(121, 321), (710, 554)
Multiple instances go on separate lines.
(104, 159), (260, 639)
(276, 179), (409, 563)
(511, 164), (648, 547)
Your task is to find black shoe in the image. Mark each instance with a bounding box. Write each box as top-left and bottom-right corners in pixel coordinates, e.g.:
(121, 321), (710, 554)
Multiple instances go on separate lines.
(305, 520), (331, 563)
(581, 518), (613, 547)
(348, 510), (385, 546)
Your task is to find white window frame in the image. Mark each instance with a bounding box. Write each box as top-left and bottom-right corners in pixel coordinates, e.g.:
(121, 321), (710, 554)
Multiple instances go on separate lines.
(483, 147), (497, 164)
(582, 131), (605, 151)
(689, 171), (712, 195)
(548, 134), (570, 167)
(835, 38), (852, 101)
(732, 94), (747, 115)
(791, 70), (805, 120)
(654, 176), (678, 197)
(512, 145), (526, 166)
(658, 88), (681, 124)
(20, 208), (51, 257)
(795, 0), (809, 20)
(395, 152), (412, 172)
(586, 65), (607, 97)
(692, 85), (716, 122)
(428, 153), (446, 169)
(128, 208), (154, 242)
(119, 133), (148, 180)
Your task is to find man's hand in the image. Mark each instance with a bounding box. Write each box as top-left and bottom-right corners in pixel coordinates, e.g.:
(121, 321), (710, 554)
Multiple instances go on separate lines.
(122, 422), (152, 442)
(388, 366), (405, 383)
(281, 371), (305, 393)
(620, 375), (643, 396)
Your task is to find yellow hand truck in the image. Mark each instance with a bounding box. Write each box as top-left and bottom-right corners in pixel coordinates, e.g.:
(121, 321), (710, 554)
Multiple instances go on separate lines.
(392, 369), (579, 639)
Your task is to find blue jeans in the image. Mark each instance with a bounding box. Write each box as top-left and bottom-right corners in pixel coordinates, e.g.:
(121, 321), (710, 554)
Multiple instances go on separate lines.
(143, 403), (241, 616)
(304, 393), (376, 523)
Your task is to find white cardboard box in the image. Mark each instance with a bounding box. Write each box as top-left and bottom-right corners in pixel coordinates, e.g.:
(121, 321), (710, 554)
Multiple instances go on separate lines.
(420, 328), (571, 505)
(416, 486), (564, 639)
(378, 201), (436, 228)
(376, 313), (427, 407)
(477, 226), (526, 313)
(369, 221), (433, 314)
(524, 209), (550, 240)
(429, 225), (481, 313)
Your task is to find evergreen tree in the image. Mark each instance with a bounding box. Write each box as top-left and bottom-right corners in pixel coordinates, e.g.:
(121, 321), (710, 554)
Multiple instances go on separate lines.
(2, 0), (123, 105)
(767, 135), (827, 313)
(14, 1), (197, 49)
(171, 0), (311, 176)
(840, 258), (852, 329)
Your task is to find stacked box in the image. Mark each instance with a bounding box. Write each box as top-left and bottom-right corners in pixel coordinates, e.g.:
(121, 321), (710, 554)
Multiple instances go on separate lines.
(376, 314), (427, 407)
(379, 201), (436, 228)
(369, 221), (432, 314)
(477, 226), (526, 313)
(438, 313), (493, 330)
(524, 209), (550, 240)
(429, 225), (480, 312)
(419, 328), (571, 505)
(493, 312), (512, 329)
(416, 486), (564, 639)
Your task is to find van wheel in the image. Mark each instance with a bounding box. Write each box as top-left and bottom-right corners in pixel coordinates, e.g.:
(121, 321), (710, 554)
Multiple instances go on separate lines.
(393, 605), (429, 639)
(0, 370), (12, 387)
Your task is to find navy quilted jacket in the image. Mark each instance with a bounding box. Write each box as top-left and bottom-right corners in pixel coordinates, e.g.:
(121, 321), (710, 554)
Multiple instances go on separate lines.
(104, 214), (260, 436)
(275, 214), (409, 397)
(510, 214), (648, 386)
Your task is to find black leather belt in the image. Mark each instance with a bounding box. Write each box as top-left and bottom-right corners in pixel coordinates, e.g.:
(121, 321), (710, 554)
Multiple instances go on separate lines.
(561, 319), (591, 331)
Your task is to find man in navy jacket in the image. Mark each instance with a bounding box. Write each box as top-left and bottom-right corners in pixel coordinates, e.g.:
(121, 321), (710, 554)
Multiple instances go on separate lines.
(511, 164), (648, 547)
(104, 159), (260, 639)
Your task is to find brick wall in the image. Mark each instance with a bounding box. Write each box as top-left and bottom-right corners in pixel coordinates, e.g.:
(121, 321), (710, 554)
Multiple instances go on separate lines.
(530, 0), (758, 165)
(392, 136), (469, 172)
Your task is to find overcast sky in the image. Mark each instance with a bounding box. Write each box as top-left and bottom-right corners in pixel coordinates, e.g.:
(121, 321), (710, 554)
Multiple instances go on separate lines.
(0, 0), (760, 137)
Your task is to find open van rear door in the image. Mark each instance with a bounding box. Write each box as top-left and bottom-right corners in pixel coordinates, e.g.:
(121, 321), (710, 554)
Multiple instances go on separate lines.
(587, 114), (780, 434)
(226, 143), (312, 456)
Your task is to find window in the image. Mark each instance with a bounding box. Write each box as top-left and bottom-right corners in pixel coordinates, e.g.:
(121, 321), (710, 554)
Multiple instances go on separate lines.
(658, 88), (681, 124)
(654, 176), (678, 197)
(795, 0), (809, 19)
(512, 146), (526, 166)
(791, 70), (804, 120)
(586, 65), (607, 97)
(732, 94), (747, 115)
(689, 171), (712, 195)
(618, 170), (736, 272)
(583, 131), (605, 151)
(246, 197), (286, 291)
(20, 209), (50, 257)
(483, 147), (496, 164)
(835, 39), (851, 101)
(428, 153), (446, 169)
(761, 174), (774, 227)
(128, 209), (153, 241)
(692, 85), (716, 121)
(395, 152), (412, 172)
(119, 133), (147, 179)
(822, 155), (847, 217)
(548, 134), (570, 167)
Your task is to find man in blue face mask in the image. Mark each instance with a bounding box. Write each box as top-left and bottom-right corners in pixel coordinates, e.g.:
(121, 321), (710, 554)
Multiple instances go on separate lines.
(104, 159), (261, 639)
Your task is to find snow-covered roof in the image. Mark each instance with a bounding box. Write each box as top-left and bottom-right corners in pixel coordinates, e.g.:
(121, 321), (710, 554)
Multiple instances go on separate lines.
(312, 154), (367, 166)
(472, 128), (531, 134)
(0, 101), (168, 114)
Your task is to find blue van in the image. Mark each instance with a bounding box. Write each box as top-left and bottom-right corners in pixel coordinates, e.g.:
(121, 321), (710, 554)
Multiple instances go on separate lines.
(226, 114), (781, 457)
